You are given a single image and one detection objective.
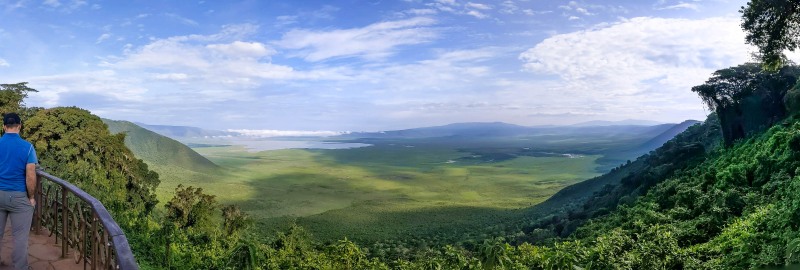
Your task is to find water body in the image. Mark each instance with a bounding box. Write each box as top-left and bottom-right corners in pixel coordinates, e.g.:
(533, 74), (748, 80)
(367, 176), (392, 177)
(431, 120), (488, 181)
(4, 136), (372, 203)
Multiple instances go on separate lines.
(222, 138), (371, 152)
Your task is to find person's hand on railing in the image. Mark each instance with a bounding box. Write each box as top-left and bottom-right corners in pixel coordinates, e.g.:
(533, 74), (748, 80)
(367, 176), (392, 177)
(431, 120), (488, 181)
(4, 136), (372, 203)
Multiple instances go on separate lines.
(29, 197), (35, 207)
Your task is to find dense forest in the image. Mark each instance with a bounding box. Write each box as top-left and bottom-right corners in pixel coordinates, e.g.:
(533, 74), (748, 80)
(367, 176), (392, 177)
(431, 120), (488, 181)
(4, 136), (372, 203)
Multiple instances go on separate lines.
(0, 0), (798, 269)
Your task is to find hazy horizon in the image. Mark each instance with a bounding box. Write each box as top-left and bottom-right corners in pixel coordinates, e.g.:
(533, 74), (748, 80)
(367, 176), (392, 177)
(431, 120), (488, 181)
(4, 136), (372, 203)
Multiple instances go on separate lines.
(3, 0), (794, 131)
(134, 118), (692, 136)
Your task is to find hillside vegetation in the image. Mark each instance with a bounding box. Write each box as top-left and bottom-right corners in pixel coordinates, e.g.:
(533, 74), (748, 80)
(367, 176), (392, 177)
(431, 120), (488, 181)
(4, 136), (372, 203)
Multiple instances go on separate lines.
(104, 119), (218, 172)
(103, 119), (220, 200)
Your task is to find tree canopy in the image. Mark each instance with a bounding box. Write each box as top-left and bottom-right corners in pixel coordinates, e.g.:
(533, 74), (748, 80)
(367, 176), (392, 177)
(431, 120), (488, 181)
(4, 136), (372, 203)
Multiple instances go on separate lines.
(691, 63), (799, 145)
(741, 0), (800, 70)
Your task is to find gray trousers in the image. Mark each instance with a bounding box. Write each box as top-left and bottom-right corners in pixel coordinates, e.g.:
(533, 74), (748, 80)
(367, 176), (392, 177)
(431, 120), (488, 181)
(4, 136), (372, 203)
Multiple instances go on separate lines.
(0, 190), (33, 270)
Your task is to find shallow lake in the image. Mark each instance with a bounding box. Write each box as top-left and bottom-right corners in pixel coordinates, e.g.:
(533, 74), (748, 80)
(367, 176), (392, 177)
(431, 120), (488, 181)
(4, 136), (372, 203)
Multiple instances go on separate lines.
(216, 138), (371, 152)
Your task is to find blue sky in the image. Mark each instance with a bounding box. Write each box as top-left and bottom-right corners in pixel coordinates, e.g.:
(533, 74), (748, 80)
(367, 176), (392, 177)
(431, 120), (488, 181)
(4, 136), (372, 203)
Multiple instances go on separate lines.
(0, 0), (781, 132)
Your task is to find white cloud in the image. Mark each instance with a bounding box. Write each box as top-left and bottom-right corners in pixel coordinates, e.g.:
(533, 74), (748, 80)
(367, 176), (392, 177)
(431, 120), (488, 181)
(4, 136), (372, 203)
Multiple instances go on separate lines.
(405, 8), (437, 16)
(96, 33), (110, 44)
(26, 70), (148, 107)
(466, 10), (488, 18)
(0, 58), (8, 67)
(520, 16), (751, 119)
(276, 17), (438, 61)
(206, 41), (275, 58)
(560, 1), (603, 18)
(41, 0), (85, 11)
(575, 7), (593, 15)
(114, 38), (213, 70)
(659, 3), (699, 11)
(435, 0), (456, 5)
(466, 2), (491, 10)
(153, 73), (189, 81)
(94, 24), (357, 112)
(500, 1), (517, 14)
(427, 0), (494, 19)
(111, 38), (317, 83)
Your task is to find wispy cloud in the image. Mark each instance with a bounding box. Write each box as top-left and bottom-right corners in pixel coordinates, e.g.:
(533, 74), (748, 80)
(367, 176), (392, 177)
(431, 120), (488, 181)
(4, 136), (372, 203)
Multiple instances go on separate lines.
(152, 73), (189, 81)
(95, 33), (110, 44)
(427, 0), (493, 19)
(3, 0), (27, 12)
(276, 17), (438, 62)
(559, 1), (599, 20)
(466, 2), (491, 10)
(0, 58), (9, 67)
(275, 15), (297, 27)
(206, 41), (276, 59)
(396, 8), (438, 17)
(164, 13), (199, 26)
(658, 2), (699, 11)
(41, 0), (86, 12)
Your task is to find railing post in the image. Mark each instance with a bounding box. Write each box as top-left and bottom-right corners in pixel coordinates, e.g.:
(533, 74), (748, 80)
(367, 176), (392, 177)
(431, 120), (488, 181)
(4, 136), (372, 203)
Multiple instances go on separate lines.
(34, 174), (42, 234)
(91, 212), (97, 270)
(61, 187), (68, 258)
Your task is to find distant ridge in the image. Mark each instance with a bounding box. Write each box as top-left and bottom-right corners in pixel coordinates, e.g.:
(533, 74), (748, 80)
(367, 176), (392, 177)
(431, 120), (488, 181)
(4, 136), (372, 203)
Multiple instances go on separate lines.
(637, 120), (702, 151)
(571, 119), (664, 126)
(134, 123), (237, 139)
(340, 121), (685, 140)
(104, 119), (219, 173)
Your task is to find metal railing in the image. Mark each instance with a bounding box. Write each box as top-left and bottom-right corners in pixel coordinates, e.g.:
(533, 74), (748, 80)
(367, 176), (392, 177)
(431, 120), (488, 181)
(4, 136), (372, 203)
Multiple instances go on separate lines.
(33, 170), (138, 270)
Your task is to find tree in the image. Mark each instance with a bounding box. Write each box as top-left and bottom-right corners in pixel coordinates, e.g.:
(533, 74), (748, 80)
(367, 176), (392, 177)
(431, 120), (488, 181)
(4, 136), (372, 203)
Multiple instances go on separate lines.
(165, 184), (218, 231)
(691, 63), (800, 145)
(23, 107), (160, 216)
(741, 0), (800, 70)
(0, 82), (37, 115)
(221, 204), (249, 236)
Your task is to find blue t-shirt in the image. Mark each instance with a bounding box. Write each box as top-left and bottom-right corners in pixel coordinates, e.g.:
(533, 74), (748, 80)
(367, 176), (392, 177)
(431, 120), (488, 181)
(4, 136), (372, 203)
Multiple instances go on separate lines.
(0, 133), (38, 192)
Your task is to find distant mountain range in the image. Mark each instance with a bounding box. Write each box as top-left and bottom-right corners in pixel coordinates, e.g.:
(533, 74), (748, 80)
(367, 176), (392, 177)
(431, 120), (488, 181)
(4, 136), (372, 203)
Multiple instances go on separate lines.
(133, 123), (239, 138)
(337, 121), (696, 140)
(131, 119), (679, 141)
(105, 119), (700, 178)
(636, 120), (702, 152)
(570, 119), (664, 126)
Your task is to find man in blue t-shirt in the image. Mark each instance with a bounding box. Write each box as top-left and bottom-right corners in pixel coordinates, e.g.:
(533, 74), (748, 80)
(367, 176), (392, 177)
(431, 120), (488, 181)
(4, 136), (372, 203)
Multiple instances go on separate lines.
(0, 113), (37, 270)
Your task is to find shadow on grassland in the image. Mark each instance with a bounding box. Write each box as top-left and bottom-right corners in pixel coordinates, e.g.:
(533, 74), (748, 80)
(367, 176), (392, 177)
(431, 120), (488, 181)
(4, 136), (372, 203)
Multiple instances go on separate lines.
(315, 135), (661, 177)
(262, 199), (528, 245)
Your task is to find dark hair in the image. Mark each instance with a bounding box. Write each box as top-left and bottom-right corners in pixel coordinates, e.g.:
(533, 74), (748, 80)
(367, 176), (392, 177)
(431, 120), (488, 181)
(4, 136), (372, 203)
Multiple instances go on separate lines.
(3, 113), (21, 127)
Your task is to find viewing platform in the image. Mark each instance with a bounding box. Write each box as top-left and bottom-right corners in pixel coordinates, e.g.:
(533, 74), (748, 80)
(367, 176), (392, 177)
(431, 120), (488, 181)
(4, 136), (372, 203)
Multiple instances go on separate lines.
(0, 226), (80, 270)
(0, 171), (139, 270)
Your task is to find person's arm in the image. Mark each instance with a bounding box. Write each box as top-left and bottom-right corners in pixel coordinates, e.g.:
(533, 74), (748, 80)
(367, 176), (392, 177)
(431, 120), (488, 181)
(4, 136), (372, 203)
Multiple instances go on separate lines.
(26, 163), (36, 206)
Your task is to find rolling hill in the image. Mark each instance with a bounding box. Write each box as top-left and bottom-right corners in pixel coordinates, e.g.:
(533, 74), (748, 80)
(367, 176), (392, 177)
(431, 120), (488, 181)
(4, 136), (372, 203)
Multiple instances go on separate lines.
(103, 120), (219, 174)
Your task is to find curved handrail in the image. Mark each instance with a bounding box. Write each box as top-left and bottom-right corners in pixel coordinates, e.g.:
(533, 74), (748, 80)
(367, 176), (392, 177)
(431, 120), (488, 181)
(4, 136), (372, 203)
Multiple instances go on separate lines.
(33, 170), (139, 270)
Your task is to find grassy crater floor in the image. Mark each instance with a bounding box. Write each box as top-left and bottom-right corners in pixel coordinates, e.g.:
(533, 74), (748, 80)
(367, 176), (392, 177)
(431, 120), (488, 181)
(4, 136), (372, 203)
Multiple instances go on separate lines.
(152, 140), (602, 243)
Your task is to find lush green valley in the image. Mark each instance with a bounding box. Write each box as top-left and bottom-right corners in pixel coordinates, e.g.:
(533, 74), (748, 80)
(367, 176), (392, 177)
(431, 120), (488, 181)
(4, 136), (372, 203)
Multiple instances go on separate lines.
(0, 0), (798, 269)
